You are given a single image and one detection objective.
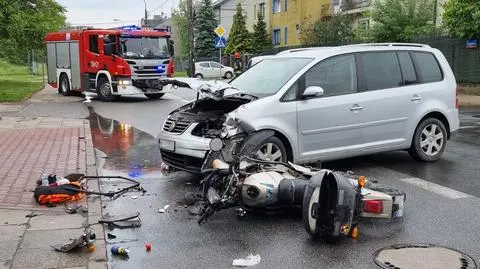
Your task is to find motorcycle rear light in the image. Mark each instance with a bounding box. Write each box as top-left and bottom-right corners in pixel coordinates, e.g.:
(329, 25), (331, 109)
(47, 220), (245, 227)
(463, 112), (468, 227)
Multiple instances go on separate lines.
(364, 200), (383, 214)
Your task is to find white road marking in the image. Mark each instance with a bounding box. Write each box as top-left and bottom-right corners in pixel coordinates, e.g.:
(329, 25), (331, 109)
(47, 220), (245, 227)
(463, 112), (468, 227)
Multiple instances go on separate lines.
(400, 177), (474, 199)
(164, 93), (188, 102)
(459, 126), (478, 130)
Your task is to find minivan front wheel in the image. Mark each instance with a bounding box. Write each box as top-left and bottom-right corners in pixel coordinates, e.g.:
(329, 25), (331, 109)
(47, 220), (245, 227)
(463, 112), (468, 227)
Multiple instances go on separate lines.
(254, 136), (287, 163)
(409, 118), (447, 162)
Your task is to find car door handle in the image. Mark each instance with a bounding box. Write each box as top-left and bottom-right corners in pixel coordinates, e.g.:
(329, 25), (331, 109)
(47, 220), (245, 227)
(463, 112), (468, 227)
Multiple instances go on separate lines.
(350, 104), (363, 112)
(411, 95), (422, 102)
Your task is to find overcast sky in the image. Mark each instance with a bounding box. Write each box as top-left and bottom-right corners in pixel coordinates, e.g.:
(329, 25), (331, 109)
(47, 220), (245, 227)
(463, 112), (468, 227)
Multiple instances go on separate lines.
(57, 0), (178, 28)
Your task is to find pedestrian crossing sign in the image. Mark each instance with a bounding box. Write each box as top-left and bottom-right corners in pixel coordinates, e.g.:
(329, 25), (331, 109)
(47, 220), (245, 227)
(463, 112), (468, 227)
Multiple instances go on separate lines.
(215, 37), (226, 48)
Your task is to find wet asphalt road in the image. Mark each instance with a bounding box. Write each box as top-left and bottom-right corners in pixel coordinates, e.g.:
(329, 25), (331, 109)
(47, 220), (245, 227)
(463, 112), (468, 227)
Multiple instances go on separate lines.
(86, 90), (480, 269)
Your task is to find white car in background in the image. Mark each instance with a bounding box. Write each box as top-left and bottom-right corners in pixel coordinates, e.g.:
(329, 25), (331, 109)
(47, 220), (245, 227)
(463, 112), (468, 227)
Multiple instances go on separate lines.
(194, 61), (235, 79)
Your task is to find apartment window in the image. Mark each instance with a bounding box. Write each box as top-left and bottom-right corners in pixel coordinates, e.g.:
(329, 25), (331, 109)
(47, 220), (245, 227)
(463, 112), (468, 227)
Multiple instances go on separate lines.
(284, 27), (288, 44)
(285, 0), (288, 11)
(259, 3), (265, 17)
(273, 29), (281, 45)
(273, 0), (280, 13)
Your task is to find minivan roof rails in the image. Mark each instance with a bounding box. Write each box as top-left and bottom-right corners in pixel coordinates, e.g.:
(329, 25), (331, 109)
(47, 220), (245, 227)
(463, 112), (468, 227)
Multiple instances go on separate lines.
(341, 43), (432, 48)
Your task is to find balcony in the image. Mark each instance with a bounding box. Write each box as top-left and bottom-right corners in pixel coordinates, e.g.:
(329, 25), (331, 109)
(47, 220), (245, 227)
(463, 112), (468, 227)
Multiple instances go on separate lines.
(339, 0), (372, 13)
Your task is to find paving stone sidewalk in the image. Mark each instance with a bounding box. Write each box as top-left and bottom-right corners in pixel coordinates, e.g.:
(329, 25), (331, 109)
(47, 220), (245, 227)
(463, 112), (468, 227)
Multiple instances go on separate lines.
(0, 85), (107, 269)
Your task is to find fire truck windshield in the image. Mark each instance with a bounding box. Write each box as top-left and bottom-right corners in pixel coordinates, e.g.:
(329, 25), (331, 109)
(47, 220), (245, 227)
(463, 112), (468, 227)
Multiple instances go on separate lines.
(120, 36), (169, 59)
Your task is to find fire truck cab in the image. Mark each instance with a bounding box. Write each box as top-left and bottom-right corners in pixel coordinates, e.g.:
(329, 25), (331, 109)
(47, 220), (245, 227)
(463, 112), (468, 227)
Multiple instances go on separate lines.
(44, 25), (175, 101)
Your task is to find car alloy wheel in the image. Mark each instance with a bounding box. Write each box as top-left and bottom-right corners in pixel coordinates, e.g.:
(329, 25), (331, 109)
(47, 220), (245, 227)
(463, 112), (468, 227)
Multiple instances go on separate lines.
(419, 123), (444, 156)
(257, 142), (283, 162)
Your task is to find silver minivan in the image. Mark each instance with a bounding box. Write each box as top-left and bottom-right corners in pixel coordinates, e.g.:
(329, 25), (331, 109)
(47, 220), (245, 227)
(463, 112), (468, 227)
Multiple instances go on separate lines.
(158, 43), (460, 173)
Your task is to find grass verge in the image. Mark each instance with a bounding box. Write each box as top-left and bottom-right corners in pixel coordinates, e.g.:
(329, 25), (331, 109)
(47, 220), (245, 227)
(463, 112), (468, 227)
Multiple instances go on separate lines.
(458, 84), (480, 96)
(0, 59), (45, 102)
(173, 71), (187, 77)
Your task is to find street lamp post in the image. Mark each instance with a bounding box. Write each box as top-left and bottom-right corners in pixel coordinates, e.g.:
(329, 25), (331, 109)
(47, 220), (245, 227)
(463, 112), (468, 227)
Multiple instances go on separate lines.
(143, 0), (148, 27)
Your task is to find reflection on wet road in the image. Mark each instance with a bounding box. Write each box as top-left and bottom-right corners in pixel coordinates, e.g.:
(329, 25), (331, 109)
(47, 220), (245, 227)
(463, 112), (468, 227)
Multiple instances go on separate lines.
(90, 112), (164, 179)
(88, 108), (480, 269)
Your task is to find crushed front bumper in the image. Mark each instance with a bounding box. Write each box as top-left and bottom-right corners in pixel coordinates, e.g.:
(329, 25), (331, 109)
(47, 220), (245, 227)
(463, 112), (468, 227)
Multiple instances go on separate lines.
(157, 123), (211, 173)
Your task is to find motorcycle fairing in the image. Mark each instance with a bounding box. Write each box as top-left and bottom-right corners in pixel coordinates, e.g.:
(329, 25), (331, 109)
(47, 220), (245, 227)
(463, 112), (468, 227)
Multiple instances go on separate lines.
(303, 170), (356, 239)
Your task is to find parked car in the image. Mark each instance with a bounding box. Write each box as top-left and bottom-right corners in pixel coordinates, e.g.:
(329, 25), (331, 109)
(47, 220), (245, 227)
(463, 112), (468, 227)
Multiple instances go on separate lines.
(158, 43), (459, 174)
(194, 61), (234, 79)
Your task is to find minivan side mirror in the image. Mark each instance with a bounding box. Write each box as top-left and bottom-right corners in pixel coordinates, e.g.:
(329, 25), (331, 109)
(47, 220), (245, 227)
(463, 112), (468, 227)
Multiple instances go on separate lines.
(302, 86), (324, 98)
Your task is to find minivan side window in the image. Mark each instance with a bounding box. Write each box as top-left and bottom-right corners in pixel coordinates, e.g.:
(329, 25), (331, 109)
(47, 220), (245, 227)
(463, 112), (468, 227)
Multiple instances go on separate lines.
(397, 52), (418, 85)
(412, 52), (443, 83)
(358, 52), (402, 91)
(304, 54), (357, 97)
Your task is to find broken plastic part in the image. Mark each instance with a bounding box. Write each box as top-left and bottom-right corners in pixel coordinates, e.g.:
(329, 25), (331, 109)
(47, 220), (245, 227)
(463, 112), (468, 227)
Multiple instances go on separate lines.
(99, 212), (142, 229)
(232, 254), (261, 267)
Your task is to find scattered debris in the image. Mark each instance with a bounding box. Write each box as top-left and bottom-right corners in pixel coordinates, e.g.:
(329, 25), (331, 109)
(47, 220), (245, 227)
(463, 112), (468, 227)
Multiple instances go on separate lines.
(158, 205), (170, 213)
(107, 233), (117, 239)
(65, 204), (88, 214)
(99, 212), (141, 229)
(25, 213), (43, 218)
(145, 242), (151, 252)
(51, 229), (96, 253)
(111, 245), (130, 256)
(232, 254), (261, 267)
(131, 196), (138, 199)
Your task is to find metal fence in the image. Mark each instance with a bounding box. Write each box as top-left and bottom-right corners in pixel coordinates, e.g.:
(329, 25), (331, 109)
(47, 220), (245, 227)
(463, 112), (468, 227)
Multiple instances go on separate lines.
(411, 37), (480, 83)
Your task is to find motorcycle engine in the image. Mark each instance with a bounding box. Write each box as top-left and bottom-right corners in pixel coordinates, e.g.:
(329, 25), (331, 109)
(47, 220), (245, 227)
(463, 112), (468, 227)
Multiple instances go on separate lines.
(240, 171), (294, 207)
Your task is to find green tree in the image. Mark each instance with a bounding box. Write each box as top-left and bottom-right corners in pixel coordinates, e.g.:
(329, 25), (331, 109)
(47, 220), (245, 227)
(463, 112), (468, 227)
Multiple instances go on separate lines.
(300, 13), (353, 46)
(442, 0), (480, 39)
(369, 0), (436, 42)
(172, 0), (189, 56)
(249, 12), (272, 54)
(194, 0), (217, 58)
(0, 0), (66, 63)
(225, 3), (251, 55)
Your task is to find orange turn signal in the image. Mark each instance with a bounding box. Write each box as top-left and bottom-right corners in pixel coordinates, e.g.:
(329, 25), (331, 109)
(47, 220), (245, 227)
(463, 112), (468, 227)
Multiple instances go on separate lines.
(351, 225), (359, 239)
(358, 176), (366, 188)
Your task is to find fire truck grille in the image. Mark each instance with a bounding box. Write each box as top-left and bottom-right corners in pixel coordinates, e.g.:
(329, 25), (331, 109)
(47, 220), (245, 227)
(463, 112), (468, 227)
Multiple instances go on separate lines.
(133, 65), (166, 76)
(163, 118), (192, 134)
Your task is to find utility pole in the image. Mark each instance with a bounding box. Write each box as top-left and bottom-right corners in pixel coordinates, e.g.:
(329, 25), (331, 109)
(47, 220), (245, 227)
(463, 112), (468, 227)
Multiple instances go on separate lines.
(143, 0), (148, 26)
(187, 0), (195, 77)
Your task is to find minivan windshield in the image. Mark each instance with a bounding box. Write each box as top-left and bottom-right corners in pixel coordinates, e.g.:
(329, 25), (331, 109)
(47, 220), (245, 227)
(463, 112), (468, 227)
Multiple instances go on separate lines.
(229, 57), (313, 97)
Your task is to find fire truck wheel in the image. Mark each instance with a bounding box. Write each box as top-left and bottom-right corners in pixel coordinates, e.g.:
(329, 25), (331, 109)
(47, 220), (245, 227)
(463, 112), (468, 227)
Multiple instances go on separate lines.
(96, 77), (116, 102)
(145, 93), (165, 100)
(59, 74), (71, 96)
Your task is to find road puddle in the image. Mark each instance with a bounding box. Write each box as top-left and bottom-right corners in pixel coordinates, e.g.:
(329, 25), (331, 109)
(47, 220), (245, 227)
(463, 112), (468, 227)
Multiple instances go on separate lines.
(89, 111), (165, 179)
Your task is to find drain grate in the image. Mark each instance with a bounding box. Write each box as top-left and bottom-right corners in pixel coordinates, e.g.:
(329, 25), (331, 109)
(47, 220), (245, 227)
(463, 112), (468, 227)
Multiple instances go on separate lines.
(373, 243), (478, 269)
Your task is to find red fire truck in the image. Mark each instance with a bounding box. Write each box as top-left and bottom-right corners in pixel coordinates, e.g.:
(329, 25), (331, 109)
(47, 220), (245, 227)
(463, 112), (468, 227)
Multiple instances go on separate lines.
(44, 25), (175, 101)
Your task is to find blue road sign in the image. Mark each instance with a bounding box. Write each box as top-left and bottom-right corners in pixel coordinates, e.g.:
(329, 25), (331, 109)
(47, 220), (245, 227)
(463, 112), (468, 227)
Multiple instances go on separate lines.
(215, 37), (226, 48)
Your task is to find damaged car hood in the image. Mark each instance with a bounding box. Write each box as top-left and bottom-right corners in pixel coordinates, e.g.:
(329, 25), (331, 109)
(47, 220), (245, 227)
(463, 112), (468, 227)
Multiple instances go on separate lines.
(171, 78), (258, 101)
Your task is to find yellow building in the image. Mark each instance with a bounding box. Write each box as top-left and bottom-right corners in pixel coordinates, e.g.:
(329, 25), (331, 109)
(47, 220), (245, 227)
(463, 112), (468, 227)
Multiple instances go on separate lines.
(269, 0), (333, 47)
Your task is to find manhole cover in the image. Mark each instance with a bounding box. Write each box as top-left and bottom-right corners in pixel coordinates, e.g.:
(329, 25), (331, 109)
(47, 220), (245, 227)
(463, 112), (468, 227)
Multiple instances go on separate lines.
(373, 243), (477, 269)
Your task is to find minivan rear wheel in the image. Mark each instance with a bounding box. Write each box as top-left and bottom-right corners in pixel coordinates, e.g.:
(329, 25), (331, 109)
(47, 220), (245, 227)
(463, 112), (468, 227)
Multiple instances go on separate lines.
(409, 118), (447, 162)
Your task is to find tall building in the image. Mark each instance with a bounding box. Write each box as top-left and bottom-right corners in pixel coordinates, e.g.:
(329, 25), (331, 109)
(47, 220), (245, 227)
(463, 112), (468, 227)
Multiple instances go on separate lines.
(269, 0), (333, 47)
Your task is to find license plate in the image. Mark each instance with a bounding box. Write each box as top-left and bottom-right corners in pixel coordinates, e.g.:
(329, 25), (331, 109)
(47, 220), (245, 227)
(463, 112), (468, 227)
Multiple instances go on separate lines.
(393, 195), (405, 218)
(160, 139), (175, 152)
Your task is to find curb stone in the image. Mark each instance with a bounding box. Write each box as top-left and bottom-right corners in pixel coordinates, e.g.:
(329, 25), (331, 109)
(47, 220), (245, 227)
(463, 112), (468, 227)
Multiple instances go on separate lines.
(84, 120), (108, 269)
